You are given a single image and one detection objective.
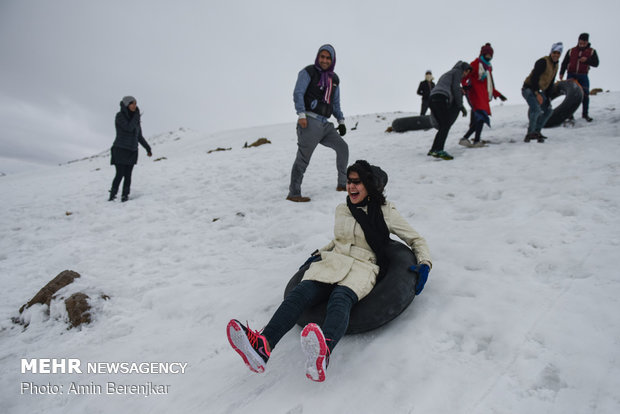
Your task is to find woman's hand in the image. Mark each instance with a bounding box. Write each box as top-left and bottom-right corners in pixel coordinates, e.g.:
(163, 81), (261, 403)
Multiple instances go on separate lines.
(409, 264), (430, 295)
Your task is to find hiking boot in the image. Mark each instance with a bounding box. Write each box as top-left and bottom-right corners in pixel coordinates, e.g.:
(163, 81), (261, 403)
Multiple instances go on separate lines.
(459, 138), (473, 147)
(583, 115), (593, 122)
(427, 150), (454, 160)
(300, 323), (330, 382)
(286, 195), (311, 202)
(524, 132), (539, 143)
(226, 319), (271, 373)
(538, 132), (548, 140)
(336, 186), (346, 192)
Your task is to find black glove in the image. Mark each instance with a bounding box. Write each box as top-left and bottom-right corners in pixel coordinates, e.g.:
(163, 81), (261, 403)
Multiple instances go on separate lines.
(498, 94), (507, 102)
(461, 107), (468, 117)
(337, 124), (347, 136)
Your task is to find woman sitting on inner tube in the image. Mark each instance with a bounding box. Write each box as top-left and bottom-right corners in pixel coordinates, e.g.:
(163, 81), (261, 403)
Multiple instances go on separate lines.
(226, 160), (432, 382)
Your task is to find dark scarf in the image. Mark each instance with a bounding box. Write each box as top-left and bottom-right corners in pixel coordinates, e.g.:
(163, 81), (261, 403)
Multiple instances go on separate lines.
(347, 196), (391, 273)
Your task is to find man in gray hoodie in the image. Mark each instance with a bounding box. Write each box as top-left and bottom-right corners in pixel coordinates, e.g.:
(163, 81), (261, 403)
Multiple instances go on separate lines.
(427, 61), (472, 160)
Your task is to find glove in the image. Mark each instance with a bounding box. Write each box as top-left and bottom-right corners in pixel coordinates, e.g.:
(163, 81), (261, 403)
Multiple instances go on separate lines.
(147, 151), (152, 157)
(409, 264), (430, 295)
(498, 94), (507, 102)
(299, 250), (321, 270)
(337, 124), (347, 136)
(461, 107), (468, 117)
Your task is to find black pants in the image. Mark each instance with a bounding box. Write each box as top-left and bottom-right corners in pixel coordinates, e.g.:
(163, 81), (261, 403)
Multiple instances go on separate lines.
(111, 164), (134, 197)
(429, 94), (460, 152)
(262, 280), (358, 353)
(420, 99), (430, 116)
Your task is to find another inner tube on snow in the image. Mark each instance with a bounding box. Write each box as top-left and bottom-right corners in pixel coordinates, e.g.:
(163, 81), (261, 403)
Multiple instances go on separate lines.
(283, 240), (418, 334)
(544, 80), (584, 128)
(391, 115), (434, 133)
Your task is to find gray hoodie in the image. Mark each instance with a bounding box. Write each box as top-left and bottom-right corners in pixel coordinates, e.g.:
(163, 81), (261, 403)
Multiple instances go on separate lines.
(429, 61), (472, 109)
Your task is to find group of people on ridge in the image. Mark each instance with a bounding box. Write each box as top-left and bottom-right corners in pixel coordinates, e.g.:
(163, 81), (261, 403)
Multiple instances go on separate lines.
(419, 33), (598, 160)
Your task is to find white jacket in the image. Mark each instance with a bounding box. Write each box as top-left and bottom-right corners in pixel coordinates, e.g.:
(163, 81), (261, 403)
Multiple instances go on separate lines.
(302, 201), (432, 299)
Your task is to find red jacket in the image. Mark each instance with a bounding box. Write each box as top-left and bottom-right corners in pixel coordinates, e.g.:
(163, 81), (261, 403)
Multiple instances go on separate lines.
(463, 57), (502, 114)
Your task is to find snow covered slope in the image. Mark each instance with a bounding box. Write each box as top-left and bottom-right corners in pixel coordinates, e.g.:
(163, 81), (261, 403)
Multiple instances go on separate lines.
(1, 93), (619, 413)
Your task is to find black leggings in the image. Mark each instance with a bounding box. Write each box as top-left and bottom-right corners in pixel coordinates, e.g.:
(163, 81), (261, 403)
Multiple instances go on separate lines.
(262, 280), (358, 353)
(111, 164), (134, 196)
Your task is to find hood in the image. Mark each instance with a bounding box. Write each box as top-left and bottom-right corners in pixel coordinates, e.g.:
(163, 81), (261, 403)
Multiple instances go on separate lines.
(453, 60), (472, 73)
(316, 44), (336, 70)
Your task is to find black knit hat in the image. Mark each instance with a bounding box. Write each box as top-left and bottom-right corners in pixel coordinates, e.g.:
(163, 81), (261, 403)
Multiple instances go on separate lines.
(347, 160), (388, 204)
(579, 33), (589, 41)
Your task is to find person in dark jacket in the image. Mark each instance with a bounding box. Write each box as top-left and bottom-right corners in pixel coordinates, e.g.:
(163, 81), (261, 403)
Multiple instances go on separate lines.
(287, 44), (348, 203)
(109, 96), (152, 202)
(560, 33), (600, 122)
(522, 43), (562, 143)
(416, 70), (435, 115)
(427, 61), (472, 160)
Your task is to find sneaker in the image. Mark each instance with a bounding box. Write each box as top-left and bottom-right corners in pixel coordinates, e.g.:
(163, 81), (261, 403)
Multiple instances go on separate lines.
(108, 193), (116, 201)
(471, 140), (487, 148)
(336, 186), (346, 192)
(121, 195), (129, 202)
(286, 195), (311, 202)
(459, 138), (473, 147)
(583, 115), (593, 122)
(427, 150), (454, 160)
(226, 319), (271, 373)
(300, 323), (330, 382)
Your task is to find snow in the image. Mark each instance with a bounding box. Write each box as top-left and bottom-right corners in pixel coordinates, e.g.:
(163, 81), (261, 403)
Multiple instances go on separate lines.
(1, 93), (620, 414)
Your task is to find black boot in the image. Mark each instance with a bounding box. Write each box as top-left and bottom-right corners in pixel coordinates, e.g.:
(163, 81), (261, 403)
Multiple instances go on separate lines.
(121, 195), (129, 202)
(108, 190), (117, 201)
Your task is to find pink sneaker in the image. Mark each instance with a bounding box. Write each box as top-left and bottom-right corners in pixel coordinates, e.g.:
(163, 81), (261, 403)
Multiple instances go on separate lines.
(300, 323), (330, 382)
(226, 319), (271, 373)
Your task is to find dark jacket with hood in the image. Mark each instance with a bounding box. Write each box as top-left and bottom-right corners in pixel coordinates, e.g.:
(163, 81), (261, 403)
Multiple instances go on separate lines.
(430, 61), (471, 108)
(111, 102), (151, 165)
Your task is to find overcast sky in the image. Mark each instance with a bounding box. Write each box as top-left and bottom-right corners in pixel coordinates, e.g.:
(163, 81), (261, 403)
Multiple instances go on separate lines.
(1, 0), (618, 173)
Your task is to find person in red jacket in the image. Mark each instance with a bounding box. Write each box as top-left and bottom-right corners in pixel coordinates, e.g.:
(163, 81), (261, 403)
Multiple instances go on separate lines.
(460, 43), (506, 147)
(560, 33), (600, 122)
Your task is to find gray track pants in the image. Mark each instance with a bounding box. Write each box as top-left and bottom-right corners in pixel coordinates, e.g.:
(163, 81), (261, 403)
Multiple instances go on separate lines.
(288, 117), (349, 197)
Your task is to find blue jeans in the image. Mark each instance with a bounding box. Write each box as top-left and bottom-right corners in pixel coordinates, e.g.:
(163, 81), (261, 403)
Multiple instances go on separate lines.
(567, 73), (590, 116)
(262, 280), (358, 353)
(522, 88), (553, 134)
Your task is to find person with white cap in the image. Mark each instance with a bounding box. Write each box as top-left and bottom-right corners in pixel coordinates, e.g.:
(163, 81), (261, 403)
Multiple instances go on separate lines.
(521, 42), (563, 143)
(287, 44), (348, 203)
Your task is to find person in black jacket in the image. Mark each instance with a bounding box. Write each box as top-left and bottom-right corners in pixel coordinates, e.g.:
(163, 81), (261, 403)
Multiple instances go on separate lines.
(560, 33), (600, 122)
(109, 96), (152, 202)
(417, 70), (435, 115)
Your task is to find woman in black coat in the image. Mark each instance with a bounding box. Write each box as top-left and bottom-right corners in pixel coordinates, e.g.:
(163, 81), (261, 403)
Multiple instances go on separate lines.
(109, 96), (152, 202)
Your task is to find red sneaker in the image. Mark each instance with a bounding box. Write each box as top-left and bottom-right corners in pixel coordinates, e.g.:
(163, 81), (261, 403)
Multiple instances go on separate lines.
(300, 323), (330, 382)
(226, 319), (271, 373)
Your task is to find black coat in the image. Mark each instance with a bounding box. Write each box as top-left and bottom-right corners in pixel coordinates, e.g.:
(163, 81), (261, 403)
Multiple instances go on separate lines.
(111, 102), (151, 165)
(417, 80), (435, 100)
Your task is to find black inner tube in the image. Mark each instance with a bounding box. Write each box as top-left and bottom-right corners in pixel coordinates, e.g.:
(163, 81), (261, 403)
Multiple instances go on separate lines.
(283, 240), (419, 334)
